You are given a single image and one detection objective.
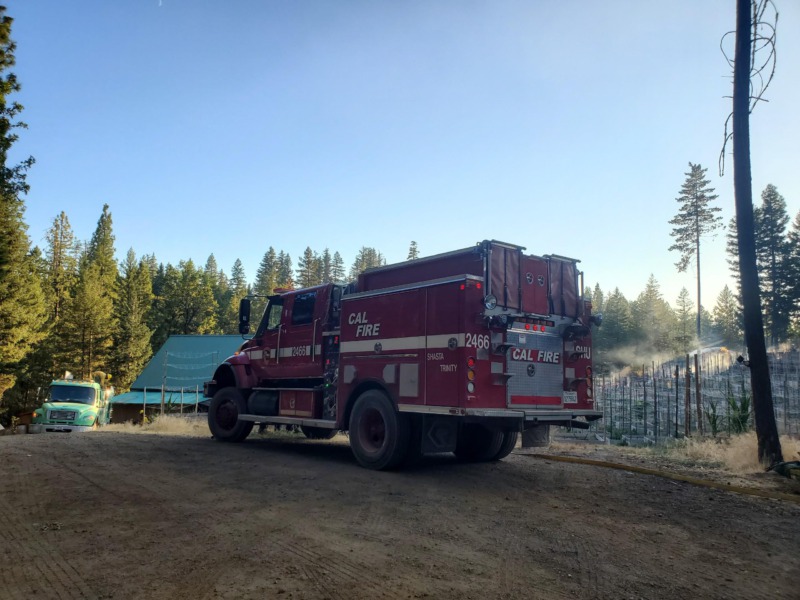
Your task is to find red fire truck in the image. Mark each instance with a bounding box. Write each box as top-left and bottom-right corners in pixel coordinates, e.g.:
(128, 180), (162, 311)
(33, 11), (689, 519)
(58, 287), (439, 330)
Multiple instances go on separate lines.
(205, 240), (601, 470)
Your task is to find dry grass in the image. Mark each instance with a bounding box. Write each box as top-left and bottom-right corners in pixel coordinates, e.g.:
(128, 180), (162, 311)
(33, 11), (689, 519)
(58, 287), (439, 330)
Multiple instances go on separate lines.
(105, 414), (209, 437)
(661, 433), (800, 474)
(553, 433), (800, 476)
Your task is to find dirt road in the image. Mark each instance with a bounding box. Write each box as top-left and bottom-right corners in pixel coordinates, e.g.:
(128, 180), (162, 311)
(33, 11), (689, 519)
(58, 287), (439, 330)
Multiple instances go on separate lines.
(1, 430), (798, 600)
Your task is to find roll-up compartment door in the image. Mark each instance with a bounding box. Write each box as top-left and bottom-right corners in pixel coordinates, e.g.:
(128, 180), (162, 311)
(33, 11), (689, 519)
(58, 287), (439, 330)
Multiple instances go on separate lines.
(549, 258), (579, 318)
(489, 245), (521, 311)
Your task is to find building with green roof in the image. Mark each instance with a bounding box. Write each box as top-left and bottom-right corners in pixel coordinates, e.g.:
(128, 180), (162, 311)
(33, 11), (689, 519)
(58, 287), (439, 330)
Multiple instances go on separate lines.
(110, 335), (242, 422)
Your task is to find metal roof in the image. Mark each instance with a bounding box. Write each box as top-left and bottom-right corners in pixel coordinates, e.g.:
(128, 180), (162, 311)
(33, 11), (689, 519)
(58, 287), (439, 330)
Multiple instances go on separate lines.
(127, 335), (243, 392)
(112, 390), (206, 406)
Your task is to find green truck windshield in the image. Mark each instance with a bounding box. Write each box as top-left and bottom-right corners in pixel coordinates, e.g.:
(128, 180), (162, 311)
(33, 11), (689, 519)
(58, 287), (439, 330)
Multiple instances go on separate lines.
(49, 385), (95, 404)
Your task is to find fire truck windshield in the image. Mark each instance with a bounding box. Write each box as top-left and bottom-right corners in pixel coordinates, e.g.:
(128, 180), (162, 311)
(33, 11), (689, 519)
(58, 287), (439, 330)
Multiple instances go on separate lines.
(49, 385), (96, 405)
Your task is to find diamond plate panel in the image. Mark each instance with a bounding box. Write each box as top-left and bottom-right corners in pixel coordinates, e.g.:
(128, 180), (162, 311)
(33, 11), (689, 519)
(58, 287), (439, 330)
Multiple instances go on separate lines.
(506, 330), (563, 406)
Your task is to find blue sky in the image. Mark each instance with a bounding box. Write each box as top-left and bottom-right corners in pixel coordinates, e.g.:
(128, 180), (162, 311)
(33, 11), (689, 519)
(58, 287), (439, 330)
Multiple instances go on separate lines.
(7, 1), (799, 311)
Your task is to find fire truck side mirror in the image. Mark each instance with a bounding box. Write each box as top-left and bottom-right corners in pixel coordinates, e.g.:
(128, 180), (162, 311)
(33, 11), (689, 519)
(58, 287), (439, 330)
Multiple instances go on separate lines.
(238, 298), (251, 335)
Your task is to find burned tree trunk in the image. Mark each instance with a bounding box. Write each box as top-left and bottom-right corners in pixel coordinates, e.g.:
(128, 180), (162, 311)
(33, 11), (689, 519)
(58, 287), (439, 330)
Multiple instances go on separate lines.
(731, 0), (782, 466)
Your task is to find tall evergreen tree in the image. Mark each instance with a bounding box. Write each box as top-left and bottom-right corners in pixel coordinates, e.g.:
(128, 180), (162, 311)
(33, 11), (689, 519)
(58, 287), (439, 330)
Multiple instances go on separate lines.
(674, 287), (695, 353)
(44, 211), (79, 321)
(252, 247), (278, 321)
(86, 203), (118, 290)
(591, 283), (605, 316)
(754, 184), (792, 344)
(150, 260), (218, 350)
(712, 285), (742, 349)
(593, 287), (633, 370)
(276, 251), (294, 289)
(60, 260), (114, 379)
(630, 275), (676, 355)
(407, 241), (420, 260)
(218, 259), (247, 333)
(0, 7), (46, 402)
(297, 246), (318, 288)
(112, 249), (153, 391)
(349, 247), (385, 280)
(668, 162), (722, 339)
(57, 206), (119, 376)
(787, 211), (800, 341)
(331, 251), (346, 283)
(320, 248), (333, 283)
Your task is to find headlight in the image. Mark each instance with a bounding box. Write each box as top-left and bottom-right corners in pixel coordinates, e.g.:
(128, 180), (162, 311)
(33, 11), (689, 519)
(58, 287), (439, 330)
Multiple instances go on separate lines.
(78, 413), (97, 426)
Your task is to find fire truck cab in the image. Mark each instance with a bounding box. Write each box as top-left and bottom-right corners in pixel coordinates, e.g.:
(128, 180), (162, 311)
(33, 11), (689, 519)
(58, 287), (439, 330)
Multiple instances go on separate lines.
(205, 240), (601, 470)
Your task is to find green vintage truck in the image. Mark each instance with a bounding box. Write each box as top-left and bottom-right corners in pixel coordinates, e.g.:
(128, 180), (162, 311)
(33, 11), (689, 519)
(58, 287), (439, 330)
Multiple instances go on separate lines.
(31, 373), (114, 433)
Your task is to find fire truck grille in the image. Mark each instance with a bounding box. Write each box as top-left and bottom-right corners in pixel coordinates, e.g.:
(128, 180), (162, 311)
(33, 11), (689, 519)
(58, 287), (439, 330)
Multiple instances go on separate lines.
(48, 410), (77, 421)
(506, 331), (564, 404)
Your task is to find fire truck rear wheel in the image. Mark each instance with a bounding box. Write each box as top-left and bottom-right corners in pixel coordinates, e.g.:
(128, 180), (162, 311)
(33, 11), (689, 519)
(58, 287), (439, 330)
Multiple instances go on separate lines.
(490, 430), (519, 461)
(208, 388), (253, 442)
(349, 390), (409, 470)
(454, 424), (504, 462)
(300, 426), (337, 440)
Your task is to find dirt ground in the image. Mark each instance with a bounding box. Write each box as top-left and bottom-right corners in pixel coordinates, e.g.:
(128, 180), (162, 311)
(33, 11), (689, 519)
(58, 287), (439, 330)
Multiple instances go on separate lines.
(1, 429), (799, 600)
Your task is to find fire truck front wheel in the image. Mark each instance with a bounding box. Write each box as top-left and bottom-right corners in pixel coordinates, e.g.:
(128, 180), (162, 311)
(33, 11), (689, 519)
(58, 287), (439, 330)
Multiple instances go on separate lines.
(349, 390), (409, 470)
(454, 424), (504, 462)
(208, 388), (254, 442)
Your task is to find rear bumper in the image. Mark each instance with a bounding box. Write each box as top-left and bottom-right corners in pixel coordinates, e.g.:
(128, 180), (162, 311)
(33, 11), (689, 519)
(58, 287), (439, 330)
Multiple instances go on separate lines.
(397, 404), (601, 423)
(465, 408), (602, 422)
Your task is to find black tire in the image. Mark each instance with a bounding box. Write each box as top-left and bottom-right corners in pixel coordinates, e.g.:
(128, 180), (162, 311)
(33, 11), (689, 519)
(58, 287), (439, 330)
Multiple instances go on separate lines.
(301, 425), (337, 440)
(490, 430), (519, 461)
(348, 390), (409, 470)
(208, 388), (253, 442)
(454, 424), (504, 462)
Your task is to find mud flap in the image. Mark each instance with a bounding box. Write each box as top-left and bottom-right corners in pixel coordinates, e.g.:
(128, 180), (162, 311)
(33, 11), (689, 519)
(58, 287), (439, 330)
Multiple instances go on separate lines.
(420, 415), (458, 454)
(522, 424), (551, 448)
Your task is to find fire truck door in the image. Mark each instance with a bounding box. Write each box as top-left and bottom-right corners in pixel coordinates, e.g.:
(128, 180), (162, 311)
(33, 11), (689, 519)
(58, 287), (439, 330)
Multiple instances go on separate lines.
(249, 296), (283, 371)
(274, 290), (324, 378)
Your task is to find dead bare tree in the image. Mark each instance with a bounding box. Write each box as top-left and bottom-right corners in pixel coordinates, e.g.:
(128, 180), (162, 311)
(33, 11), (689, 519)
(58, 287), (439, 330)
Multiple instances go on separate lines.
(721, 0), (783, 467)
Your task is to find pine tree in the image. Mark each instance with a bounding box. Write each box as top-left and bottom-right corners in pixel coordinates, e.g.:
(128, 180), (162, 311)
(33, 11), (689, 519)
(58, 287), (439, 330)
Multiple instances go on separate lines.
(725, 215), (741, 293)
(331, 251), (346, 283)
(787, 211), (800, 342)
(320, 248), (332, 283)
(712, 285), (742, 349)
(252, 247), (277, 322)
(630, 275), (676, 355)
(674, 288), (695, 353)
(86, 203), (118, 291)
(276, 252), (294, 289)
(407, 241), (420, 260)
(111, 249), (153, 391)
(61, 260), (114, 379)
(218, 259), (247, 333)
(754, 185), (792, 345)
(593, 288), (633, 370)
(151, 260), (218, 348)
(57, 206), (119, 376)
(0, 7), (46, 401)
(44, 211), (79, 321)
(668, 162), (722, 338)
(349, 247), (385, 280)
(297, 246), (318, 287)
(591, 283), (605, 316)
